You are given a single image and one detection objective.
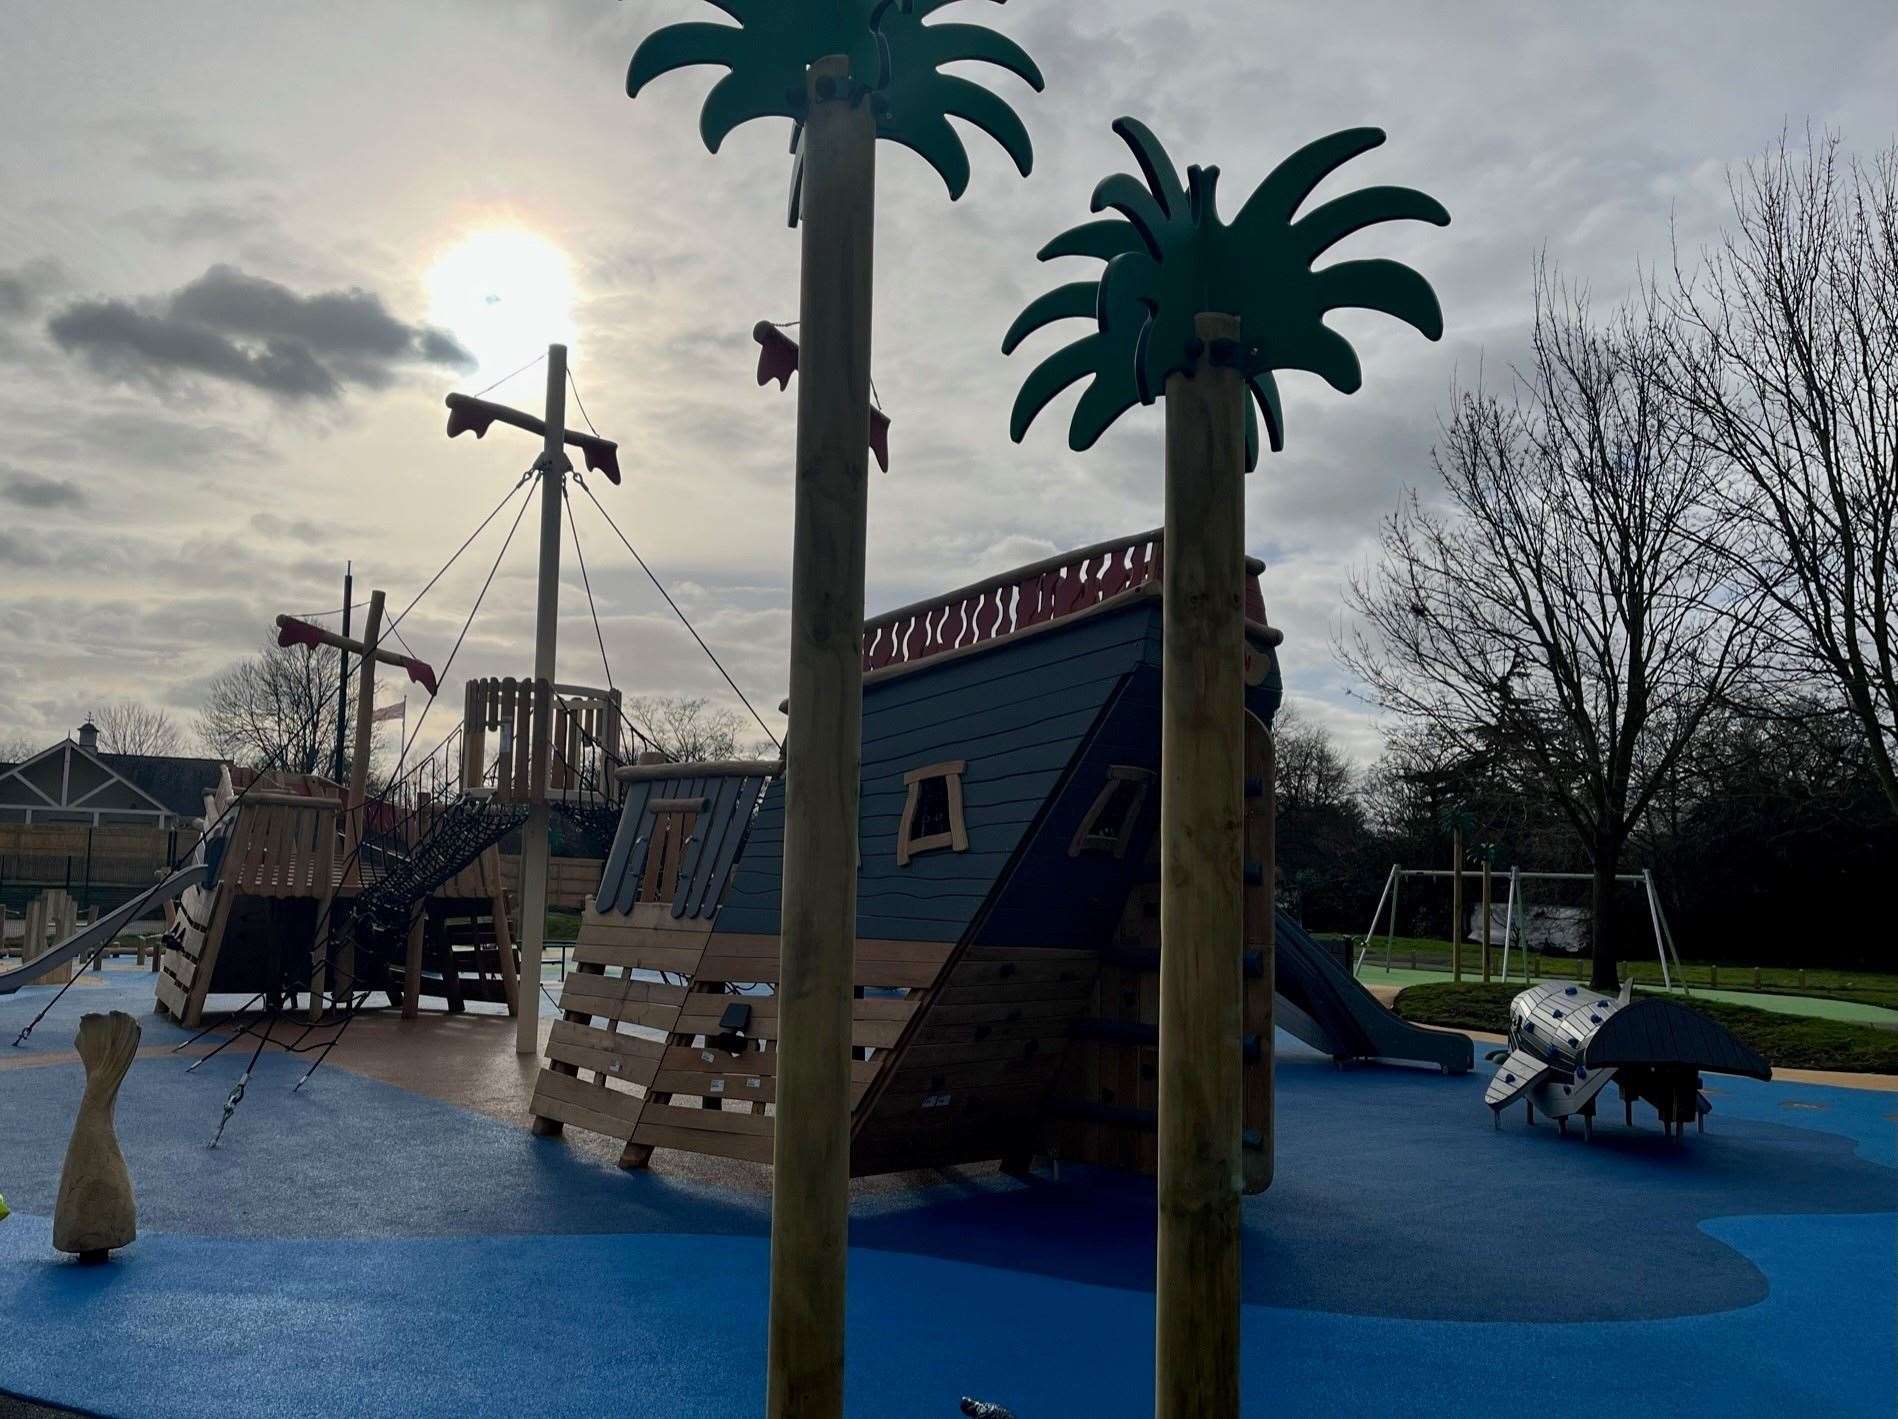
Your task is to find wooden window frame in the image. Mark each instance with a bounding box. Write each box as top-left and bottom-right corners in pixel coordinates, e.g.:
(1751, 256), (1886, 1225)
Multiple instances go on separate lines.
(1068, 765), (1154, 858)
(897, 759), (968, 865)
(638, 800), (704, 904)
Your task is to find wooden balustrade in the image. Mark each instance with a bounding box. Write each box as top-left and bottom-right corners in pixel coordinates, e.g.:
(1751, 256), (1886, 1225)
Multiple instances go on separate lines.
(860, 529), (1269, 673)
(220, 795), (340, 898)
(462, 678), (625, 803)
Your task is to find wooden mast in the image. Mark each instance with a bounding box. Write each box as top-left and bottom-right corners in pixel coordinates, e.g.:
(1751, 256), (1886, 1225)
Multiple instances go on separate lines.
(313, 588), (384, 1020)
(767, 53), (874, 1419)
(1156, 312), (1247, 1418)
(517, 343), (568, 1056)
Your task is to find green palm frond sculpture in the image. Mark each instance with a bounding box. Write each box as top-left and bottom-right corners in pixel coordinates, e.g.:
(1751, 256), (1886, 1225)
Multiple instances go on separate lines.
(1006, 117), (1448, 460)
(628, 0), (1043, 199)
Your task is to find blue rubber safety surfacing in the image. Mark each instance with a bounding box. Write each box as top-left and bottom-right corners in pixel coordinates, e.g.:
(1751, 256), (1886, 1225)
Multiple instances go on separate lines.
(2, 972), (1893, 1417)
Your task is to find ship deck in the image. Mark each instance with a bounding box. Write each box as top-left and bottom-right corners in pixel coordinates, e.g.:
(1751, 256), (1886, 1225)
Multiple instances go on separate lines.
(0, 963), (1890, 1418)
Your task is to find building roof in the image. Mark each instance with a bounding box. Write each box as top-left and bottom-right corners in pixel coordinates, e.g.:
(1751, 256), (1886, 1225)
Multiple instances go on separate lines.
(97, 752), (228, 818)
(0, 738), (226, 821)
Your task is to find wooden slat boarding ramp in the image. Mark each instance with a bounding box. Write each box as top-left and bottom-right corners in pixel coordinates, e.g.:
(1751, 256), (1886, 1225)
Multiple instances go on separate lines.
(528, 754), (1104, 1172)
(156, 766), (345, 1026)
(529, 756), (1067, 1172)
(530, 758), (801, 1166)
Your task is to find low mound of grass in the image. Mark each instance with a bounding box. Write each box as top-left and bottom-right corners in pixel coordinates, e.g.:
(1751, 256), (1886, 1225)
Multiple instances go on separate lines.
(1393, 981), (1898, 1076)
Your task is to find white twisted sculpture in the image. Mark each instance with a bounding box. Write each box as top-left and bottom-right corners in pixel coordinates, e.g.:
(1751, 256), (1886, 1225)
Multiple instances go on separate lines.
(53, 1010), (140, 1262)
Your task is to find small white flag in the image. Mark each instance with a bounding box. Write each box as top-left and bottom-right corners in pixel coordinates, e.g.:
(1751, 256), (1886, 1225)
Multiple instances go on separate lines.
(371, 699), (405, 724)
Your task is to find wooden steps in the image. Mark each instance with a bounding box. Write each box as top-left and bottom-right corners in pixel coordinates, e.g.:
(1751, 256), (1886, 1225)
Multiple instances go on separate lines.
(1046, 714), (1276, 1192)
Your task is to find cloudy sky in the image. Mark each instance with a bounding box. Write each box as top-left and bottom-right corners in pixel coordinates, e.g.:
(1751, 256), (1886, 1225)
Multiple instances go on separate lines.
(2, 1), (1893, 766)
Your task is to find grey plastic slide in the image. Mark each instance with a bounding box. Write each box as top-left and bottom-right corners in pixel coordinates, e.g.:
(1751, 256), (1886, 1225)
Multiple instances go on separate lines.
(1274, 910), (1473, 1074)
(0, 863), (208, 995)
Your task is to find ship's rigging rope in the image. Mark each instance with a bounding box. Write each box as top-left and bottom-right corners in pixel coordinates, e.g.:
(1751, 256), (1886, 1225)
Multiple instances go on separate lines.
(564, 366), (780, 753)
(573, 475), (782, 754)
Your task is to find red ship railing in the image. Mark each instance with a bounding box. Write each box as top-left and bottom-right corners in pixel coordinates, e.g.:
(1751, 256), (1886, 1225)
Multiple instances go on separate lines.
(861, 529), (1268, 673)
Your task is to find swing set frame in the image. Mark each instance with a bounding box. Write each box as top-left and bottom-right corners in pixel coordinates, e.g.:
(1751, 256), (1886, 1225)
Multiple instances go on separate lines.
(1353, 863), (1688, 991)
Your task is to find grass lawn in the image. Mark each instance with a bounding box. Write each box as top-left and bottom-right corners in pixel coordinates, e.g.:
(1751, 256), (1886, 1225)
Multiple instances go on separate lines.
(1393, 980), (1898, 1075)
(1331, 933), (1898, 1010)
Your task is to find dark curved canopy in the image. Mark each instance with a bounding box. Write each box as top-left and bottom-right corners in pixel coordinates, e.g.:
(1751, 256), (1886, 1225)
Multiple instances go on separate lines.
(1583, 1000), (1770, 1080)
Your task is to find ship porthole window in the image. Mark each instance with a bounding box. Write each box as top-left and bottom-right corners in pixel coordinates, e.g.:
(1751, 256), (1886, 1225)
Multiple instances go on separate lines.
(897, 760), (967, 866)
(1068, 765), (1154, 859)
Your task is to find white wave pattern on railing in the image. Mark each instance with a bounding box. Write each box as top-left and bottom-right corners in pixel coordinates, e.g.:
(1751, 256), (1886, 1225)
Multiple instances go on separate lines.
(861, 530), (1270, 673)
(863, 531), (1165, 673)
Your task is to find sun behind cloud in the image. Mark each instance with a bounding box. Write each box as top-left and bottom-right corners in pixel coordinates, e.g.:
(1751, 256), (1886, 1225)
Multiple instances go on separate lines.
(424, 228), (576, 377)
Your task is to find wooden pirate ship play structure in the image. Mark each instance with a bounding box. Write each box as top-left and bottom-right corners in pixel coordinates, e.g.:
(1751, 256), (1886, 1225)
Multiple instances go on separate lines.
(527, 531), (1471, 1183)
(150, 766), (530, 1028)
(146, 672), (637, 1028)
(8, 358), (635, 1065)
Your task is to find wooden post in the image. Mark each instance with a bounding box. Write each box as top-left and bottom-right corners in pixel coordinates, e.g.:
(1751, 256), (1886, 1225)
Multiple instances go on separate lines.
(1156, 312), (1247, 1419)
(314, 588), (384, 1020)
(334, 563), (354, 784)
(1480, 860), (1492, 984)
(401, 905), (425, 1019)
(518, 343), (568, 1058)
(1450, 828), (1463, 984)
(766, 54), (874, 1419)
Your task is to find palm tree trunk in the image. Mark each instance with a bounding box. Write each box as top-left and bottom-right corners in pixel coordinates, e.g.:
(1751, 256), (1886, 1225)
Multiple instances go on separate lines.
(1156, 312), (1249, 1419)
(768, 53), (875, 1419)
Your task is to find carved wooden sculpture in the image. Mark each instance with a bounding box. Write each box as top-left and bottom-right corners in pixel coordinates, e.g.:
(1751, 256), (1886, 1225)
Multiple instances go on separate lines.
(53, 1010), (141, 1262)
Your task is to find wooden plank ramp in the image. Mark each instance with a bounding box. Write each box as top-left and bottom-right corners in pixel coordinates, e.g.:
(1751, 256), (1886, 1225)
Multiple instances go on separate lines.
(527, 899), (961, 1172)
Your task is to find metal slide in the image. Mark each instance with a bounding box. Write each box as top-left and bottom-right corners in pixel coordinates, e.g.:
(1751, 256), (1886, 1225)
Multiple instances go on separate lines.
(1273, 910), (1473, 1074)
(0, 863), (209, 996)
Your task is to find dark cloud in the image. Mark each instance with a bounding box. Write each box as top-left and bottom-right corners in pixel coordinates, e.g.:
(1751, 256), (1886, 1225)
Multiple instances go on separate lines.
(0, 258), (64, 321)
(45, 264), (474, 402)
(0, 467), (86, 510)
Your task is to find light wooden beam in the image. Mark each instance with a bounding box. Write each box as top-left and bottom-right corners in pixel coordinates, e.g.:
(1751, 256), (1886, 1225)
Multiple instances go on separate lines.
(1156, 311), (1247, 1419)
(767, 53), (874, 1419)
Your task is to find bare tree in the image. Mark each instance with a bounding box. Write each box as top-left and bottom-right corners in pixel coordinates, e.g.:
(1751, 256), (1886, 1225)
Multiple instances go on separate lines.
(623, 694), (747, 764)
(1270, 704), (1368, 922)
(94, 701), (183, 757)
(1341, 269), (1759, 989)
(0, 732), (42, 763)
(1659, 132), (1898, 817)
(1272, 704), (1356, 818)
(195, 634), (343, 775)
